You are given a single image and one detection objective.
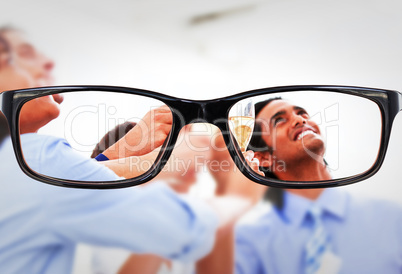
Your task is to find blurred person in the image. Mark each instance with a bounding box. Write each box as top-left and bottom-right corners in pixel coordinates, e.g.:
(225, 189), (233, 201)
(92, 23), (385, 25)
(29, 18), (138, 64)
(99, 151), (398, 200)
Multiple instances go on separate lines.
(0, 26), (220, 274)
(197, 98), (402, 273)
(196, 130), (268, 274)
(91, 124), (206, 274)
(91, 124), (266, 274)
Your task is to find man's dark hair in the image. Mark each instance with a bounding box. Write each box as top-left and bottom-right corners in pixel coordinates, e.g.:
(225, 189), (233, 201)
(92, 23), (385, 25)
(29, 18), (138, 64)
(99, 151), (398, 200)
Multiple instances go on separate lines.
(247, 97), (282, 178)
(246, 97), (285, 210)
(91, 122), (137, 158)
(0, 25), (18, 36)
(0, 35), (9, 53)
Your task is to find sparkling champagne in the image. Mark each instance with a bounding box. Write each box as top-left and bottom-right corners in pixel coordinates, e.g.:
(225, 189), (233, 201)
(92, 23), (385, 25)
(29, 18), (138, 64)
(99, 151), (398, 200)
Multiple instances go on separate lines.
(229, 116), (255, 152)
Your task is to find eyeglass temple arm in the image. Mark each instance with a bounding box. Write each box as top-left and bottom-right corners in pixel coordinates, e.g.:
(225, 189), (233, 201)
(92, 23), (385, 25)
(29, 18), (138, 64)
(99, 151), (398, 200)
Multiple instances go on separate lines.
(0, 91), (12, 120)
(0, 92), (3, 114)
(398, 91), (402, 112)
(0, 91), (10, 130)
(0, 92), (11, 143)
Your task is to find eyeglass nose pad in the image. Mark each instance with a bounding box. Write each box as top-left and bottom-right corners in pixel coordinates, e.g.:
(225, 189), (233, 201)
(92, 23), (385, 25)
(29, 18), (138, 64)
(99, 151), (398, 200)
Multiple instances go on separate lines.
(203, 100), (235, 125)
(169, 98), (233, 129)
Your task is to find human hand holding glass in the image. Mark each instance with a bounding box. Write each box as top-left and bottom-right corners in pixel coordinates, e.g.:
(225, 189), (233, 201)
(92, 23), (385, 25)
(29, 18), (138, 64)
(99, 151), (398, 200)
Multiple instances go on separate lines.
(228, 98), (255, 153)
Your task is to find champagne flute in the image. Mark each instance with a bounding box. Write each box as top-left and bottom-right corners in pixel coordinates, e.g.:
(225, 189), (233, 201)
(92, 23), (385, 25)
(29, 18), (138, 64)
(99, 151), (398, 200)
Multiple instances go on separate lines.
(228, 98), (255, 152)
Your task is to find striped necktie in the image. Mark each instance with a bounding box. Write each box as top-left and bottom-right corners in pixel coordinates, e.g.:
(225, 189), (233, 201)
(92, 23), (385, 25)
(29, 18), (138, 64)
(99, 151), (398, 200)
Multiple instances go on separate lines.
(304, 205), (331, 274)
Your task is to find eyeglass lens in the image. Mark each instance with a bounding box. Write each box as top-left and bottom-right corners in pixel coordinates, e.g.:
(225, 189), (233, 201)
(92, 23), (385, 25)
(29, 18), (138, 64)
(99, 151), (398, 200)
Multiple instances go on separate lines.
(230, 91), (382, 181)
(19, 91), (173, 183)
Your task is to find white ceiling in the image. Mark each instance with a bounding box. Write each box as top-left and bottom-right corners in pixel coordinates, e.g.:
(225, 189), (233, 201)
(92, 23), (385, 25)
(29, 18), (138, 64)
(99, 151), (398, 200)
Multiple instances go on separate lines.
(2, 0), (402, 94)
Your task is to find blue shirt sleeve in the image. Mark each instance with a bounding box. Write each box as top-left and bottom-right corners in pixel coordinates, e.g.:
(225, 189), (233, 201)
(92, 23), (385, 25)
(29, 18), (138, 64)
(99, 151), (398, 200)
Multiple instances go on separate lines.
(46, 182), (218, 262)
(21, 133), (120, 181)
(18, 134), (219, 261)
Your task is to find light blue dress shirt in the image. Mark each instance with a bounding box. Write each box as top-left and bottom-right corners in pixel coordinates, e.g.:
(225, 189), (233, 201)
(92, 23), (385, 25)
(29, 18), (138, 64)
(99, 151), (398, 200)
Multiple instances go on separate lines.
(235, 189), (402, 274)
(0, 134), (218, 274)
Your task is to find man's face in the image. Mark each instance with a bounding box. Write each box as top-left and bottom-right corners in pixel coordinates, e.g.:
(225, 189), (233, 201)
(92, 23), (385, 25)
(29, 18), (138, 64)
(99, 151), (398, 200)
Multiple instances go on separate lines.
(257, 100), (324, 166)
(2, 30), (54, 87)
(0, 30), (62, 133)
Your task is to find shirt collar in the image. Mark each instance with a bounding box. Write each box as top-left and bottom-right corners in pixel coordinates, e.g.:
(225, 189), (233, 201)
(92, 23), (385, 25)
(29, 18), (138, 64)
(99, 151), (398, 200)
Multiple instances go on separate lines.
(280, 188), (348, 227)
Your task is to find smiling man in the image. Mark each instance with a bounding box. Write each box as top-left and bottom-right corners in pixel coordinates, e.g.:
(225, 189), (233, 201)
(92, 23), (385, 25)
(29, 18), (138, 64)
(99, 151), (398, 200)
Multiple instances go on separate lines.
(197, 97), (402, 274)
(253, 98), (330, 183)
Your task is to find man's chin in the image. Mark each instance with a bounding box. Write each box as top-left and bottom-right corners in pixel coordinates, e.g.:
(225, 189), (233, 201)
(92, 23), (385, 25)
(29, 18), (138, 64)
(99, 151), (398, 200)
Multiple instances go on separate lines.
(301, 141), (325, 162)
(301, 135), (324, 148)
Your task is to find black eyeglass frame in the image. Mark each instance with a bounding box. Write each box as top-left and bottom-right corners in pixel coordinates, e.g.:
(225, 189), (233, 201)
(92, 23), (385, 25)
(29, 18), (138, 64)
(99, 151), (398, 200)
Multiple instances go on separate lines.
(1, 85), (401, 189)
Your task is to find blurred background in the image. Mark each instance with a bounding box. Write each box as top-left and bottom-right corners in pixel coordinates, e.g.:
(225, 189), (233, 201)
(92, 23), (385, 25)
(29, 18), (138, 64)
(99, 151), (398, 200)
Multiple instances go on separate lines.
(2, 0), (402, 272)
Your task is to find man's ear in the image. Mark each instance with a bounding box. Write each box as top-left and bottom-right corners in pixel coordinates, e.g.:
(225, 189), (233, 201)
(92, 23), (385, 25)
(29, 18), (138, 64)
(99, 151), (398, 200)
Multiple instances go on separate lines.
(254, 151), (272, 168)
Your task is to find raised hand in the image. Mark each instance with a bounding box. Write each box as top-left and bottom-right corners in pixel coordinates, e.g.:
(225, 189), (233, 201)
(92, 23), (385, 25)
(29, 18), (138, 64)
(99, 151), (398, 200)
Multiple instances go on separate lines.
(102, 106), (173, 160)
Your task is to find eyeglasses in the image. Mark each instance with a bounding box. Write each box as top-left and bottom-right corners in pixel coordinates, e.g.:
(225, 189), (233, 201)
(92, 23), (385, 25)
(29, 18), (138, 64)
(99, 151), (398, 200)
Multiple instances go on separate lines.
(0, 85), (401, 189)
